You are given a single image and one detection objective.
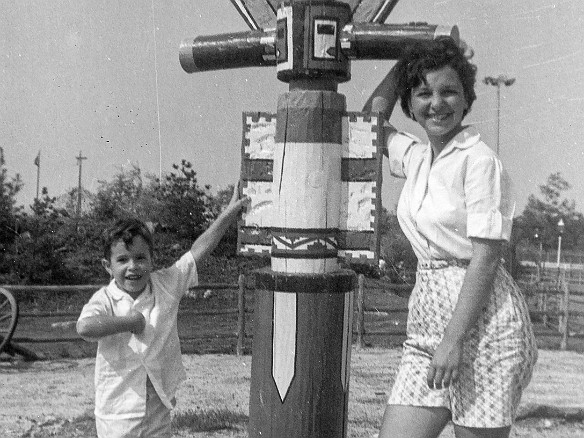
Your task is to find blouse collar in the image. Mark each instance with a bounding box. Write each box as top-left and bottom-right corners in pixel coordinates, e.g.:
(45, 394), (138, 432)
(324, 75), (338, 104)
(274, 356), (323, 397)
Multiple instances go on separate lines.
(432, 125), (481, 163)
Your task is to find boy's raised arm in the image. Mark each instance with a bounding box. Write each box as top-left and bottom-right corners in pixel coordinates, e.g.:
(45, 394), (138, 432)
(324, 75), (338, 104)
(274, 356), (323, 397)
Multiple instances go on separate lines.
(190, 183), (249, 265)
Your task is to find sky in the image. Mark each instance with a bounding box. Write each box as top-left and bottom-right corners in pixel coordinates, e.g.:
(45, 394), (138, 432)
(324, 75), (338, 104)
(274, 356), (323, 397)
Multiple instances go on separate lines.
(2, 0), (584, 216)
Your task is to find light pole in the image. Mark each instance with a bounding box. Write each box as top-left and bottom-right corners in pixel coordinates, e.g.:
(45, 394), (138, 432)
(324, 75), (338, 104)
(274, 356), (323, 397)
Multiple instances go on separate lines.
(556, 218), (565, 269)
(483, 75), (516, 155)
(75, 151), (87, 217)
(534, 227), (543, 282)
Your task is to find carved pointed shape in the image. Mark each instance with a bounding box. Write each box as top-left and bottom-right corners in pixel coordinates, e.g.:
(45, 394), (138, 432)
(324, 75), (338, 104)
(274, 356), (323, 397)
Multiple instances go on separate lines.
(272, 291), (297, 402)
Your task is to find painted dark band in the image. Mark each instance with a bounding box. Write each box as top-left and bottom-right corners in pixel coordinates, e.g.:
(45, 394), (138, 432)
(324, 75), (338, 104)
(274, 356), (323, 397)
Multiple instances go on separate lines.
(275, 108), (344, 143)
(239, 227), (272, 245)
(254, 268), (356, 294)
(242, 159), (273, 181)
(270, 249), (338, 259)
(338, 230), (375, 250)
(240, 227), (375, 250)
(242, 158), (380, 182)
(273, 235), (337, 249)
(270, 227), (338, 235)
(341, 158), (377, 181)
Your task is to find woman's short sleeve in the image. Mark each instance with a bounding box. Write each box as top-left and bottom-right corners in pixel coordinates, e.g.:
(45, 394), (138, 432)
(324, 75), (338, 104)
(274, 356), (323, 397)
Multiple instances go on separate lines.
(386, 129), (420, 179)
(465, 154), (515, 241)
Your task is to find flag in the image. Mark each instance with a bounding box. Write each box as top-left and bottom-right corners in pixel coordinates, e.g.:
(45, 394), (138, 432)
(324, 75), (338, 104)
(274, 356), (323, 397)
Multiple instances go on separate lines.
(34, 151), (40, 167)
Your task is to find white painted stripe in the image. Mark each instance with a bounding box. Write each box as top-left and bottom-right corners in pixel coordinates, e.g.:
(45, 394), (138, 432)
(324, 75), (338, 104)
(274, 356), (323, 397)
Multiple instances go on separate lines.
(273, 142), (342, 229)
(338, 250), (375, 259)
(342, 116), (378, 158)
(240, 244), (270, 254)
(341, 291), (354, 391)
(272, 291), (296, 401)
(245, 116), (276, 159)
(242, 181), (275, 228)
(339, 181), (376, 231)
(271, 257), (338, 274)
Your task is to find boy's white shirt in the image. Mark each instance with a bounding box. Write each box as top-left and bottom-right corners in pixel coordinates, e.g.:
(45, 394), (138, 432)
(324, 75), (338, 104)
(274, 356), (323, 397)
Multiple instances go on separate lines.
(78, 251), (198, 420)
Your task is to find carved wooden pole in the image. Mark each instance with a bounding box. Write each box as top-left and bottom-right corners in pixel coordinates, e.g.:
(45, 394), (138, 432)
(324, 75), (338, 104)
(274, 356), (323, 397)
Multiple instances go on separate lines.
(179, 2), (458, 436)
(249, 5), (354, 436)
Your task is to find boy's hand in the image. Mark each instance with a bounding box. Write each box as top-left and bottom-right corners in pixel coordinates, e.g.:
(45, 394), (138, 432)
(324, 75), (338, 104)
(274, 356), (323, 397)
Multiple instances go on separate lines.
(228, 181), (251, 211)
(128, 309), (146, 335)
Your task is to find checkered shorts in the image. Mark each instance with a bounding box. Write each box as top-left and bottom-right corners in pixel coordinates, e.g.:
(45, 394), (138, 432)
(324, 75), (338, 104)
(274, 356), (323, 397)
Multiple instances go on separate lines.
(388, 262), (538, 427)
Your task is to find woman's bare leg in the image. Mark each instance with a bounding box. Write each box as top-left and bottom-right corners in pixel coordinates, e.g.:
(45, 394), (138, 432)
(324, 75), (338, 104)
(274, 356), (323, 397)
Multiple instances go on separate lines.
(378, 405), (451, 438)
(454, 425), (511, 438)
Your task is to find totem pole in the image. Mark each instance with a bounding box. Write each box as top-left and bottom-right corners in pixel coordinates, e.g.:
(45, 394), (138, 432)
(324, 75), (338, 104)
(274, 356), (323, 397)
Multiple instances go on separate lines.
(180, 2), (458, 437)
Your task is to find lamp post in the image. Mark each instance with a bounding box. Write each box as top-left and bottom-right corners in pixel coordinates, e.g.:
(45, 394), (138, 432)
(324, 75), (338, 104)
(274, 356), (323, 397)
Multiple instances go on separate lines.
(483, 75), (515, 155)
(557, 218), (565, 269)
(534, 227), (542, 282)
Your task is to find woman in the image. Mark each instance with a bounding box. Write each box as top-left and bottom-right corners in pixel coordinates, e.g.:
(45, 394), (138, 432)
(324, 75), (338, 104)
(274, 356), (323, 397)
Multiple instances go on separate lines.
(363, 38), (538, 438)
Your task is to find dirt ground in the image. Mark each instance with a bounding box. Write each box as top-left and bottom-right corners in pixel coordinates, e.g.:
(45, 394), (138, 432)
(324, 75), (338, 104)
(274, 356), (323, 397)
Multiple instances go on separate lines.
(1, 348), (583, 437)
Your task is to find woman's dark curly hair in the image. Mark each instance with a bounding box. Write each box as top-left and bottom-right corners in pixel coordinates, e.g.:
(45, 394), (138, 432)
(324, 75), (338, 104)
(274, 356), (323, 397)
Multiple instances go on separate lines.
(394, 37), (477, 120)
(102, 218), (154, 260)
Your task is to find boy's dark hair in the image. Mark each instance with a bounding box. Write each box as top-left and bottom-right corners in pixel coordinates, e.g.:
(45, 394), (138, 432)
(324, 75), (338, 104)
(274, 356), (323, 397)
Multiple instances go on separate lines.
(394, 37), (477, 119)
(103, 218), (154, 260)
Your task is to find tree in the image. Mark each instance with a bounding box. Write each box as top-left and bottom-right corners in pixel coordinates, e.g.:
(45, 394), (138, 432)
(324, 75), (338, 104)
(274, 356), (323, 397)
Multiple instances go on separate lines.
(378, 207), (417, 282)
(0, 148), (23, 246)
(91, 163), (155, 221)
(515, 172), (584, 252)
(7, 188), (75, 283)
(152, 160), (214, 241)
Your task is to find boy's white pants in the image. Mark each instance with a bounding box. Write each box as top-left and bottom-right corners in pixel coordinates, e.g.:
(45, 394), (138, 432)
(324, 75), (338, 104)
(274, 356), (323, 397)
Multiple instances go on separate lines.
(96, 378), (171, 438)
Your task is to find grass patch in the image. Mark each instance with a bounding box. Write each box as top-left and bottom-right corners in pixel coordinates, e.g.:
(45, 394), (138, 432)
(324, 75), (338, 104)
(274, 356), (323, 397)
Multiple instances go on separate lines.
(22, 412), (95, 438)
(172, 407), (248, 432)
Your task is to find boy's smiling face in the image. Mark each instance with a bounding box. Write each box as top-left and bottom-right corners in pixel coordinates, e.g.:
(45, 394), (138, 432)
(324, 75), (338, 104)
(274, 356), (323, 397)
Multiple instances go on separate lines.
(102, 236), (153, 297)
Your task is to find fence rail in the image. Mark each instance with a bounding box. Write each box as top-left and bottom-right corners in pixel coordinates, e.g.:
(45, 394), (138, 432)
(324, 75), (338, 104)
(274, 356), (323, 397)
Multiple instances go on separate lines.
(4, 275), (249, 356)
(519, 270), (584, 350)
(4, 269), (584, 360)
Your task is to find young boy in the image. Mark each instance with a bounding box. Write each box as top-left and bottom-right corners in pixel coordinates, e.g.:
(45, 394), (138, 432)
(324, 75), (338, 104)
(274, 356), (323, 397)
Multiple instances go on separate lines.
(77, 186), (248, 438)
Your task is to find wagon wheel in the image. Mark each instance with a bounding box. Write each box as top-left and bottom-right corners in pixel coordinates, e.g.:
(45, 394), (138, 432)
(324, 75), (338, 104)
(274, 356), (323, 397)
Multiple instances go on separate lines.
(0, 288), (19, 353)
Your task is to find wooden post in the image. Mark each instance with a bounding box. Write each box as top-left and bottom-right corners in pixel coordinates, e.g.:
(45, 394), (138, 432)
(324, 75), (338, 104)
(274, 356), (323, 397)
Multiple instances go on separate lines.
(356, 274), (365, 350)
(247, 4), (356, 437)
(542, 286), (548, 327)
(236, 274), (246, 356)
(560, 274), (570, 350)
(557, 271), (565, 333)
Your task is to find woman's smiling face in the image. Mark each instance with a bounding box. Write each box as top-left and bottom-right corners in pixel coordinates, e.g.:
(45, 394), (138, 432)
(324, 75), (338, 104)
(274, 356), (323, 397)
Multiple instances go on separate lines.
(409, 65), (468, 148)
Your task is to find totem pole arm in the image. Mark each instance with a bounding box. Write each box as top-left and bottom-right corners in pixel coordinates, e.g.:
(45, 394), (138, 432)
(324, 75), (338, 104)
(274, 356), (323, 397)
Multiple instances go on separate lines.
(361, 65), (399, 119)
(362, 65), (400, 157)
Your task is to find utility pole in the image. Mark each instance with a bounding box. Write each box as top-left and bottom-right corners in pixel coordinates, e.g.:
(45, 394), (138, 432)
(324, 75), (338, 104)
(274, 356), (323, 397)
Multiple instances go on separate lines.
(33, 151), (41, 201)
(483, 74), (515, 156)
(75, 151), (87, 217)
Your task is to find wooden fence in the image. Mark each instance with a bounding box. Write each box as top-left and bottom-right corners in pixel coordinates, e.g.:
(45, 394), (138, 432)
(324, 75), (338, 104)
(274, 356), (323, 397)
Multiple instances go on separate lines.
(5, 275), (248, 358)
(524, 271), (584, 350)
(5, 270), (583, 360)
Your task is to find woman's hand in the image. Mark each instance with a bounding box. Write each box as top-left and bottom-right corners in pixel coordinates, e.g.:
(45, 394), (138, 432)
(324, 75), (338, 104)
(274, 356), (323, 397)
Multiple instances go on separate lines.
(427, 339), (463, 390)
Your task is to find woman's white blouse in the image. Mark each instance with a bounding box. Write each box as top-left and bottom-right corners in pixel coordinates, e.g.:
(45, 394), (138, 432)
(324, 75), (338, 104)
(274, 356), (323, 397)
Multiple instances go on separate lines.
(387, 126), (515, 262)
